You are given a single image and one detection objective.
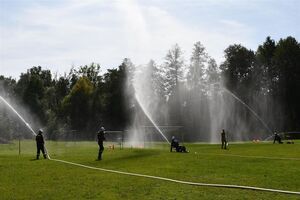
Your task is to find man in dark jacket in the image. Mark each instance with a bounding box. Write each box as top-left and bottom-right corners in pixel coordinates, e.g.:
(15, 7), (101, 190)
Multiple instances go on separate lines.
(36, 129), (47, 159)
(273, 132), (283, 144)
(221, 129), (227, 149)
(170, 136), (179, 152)
(170, 136), (188, 153)
(97, 127), (106, 160)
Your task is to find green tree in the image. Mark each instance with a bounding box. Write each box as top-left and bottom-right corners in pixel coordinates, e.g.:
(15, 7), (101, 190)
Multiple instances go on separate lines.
(0, 76), (16, 98)
(74, 63), (102, 87)
(164, 44), (185, 97)
(274, 36), (300, 130)
(15, 66), (53, 123)
(220, 44), (256, 99)
(187, 41), (208, 91)
(206, 58), (220, 85)
(62, 77), (94, 132)
(256, 36), (277, 95)
(103, 67), (127, 129)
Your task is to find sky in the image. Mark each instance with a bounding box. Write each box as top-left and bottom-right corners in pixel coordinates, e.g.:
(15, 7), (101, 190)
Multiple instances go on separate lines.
(0, 0), (299, 79)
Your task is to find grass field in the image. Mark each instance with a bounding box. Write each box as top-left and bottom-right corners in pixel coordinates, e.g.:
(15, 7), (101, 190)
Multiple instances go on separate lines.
(0, 140), (299, 200)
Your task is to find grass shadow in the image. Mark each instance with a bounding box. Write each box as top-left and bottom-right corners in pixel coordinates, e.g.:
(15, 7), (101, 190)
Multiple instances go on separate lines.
(81, 149), (160, 166)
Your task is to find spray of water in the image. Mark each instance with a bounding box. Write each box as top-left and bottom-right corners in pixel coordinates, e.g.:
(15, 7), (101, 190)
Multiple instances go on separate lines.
(207, 82), (273, 136)
(264, 134), (275, 141)
(0, 96), (36, 136)
(129, 63), (171, 145)
(221, 88), (273, 135)
(0, 95), (50, 158)
(135, 94), (170, 144)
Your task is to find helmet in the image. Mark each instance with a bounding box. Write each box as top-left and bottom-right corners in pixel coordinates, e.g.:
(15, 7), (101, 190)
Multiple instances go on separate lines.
(100, 127), (105, 131)
(38, 129), (43, 134)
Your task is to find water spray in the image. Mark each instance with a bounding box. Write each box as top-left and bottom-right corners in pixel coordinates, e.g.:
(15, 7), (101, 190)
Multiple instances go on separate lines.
(222, 88), (273, 135)
(209, 83), (273, 135)
(134, 94), (170, 144)
(0, 96), (36, 136)
(0, 96), (50, 159)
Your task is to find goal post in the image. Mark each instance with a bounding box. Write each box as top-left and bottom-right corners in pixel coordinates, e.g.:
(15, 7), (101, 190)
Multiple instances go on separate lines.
(104, 130), (124, 149)
(142, 125), (185, 143)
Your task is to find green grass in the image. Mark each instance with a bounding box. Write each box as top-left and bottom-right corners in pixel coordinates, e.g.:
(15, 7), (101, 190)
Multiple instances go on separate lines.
(0, 140), (299, 200)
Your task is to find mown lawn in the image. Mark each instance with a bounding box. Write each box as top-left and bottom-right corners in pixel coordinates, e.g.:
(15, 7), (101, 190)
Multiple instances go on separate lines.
(0, 140), (299, 199)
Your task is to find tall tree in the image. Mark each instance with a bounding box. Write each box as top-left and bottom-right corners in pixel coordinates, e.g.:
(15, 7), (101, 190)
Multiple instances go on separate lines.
(187, 41), (208, 91)
(220, 44), (256, 99)
(147, 60), (166, 99)
(75, 63), (102, 87)
(206, 58), (220, 85)
(256, 36), (277, 95)
(62, 77), (94, 132)
(274, 36), (300, 130)
(103, 67), (127, 129)
(164, 44), (185, 98)
(0, 76), (16, 98)
(15, 66), (53, 123)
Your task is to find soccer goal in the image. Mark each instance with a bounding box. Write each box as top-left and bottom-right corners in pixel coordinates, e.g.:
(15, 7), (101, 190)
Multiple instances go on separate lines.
(142, 125), (185, 144)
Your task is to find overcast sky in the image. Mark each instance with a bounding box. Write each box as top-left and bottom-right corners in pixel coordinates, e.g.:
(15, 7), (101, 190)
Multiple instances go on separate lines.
(0, 0), (299, 79)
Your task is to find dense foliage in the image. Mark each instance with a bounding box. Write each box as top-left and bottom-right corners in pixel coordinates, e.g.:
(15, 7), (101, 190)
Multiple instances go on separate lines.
(0, 36), (299, 140)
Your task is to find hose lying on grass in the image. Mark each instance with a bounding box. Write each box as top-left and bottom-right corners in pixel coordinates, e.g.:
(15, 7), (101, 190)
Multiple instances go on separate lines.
(49, 157), (300, 196)
(195, 152), (300, 161)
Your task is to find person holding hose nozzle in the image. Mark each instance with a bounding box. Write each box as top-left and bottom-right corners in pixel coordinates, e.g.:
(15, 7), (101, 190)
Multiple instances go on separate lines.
(97, 126), (106, 160)
(36, 129), (47, 159)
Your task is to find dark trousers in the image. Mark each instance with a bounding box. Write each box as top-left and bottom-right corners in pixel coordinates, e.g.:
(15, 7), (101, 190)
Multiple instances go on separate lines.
(98, 142), (104, 160)
(37, 144), (46, 159)
(177, 146), (187, 152)
(221, 140), (227, 149)
(273, 137), (283, 144)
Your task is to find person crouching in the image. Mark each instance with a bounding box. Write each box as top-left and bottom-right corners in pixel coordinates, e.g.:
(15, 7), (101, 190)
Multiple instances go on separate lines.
(170, 136), (188, 153)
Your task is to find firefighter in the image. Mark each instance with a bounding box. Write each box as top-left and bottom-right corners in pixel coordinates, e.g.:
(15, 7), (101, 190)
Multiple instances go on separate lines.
(170, 136), (188, 153)
(97, 126), (106, 160)
(221, 129), (227, 149)
(273, 132), (283, 144)
(170, 136), (179, 152)
(36, 129), (47, 159)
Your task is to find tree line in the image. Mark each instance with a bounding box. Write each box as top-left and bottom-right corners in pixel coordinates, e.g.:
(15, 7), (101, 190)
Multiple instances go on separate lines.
(0, 36), (299, 141)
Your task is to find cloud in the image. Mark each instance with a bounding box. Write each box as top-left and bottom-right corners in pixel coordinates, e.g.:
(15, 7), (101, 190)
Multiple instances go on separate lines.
(0, 0), (258, 78)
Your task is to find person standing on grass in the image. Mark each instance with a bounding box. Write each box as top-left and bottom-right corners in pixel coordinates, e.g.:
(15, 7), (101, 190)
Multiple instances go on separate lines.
(36, 129), (47, 159)
(97, 126), (106, 160)
(221, 129), (227, 149)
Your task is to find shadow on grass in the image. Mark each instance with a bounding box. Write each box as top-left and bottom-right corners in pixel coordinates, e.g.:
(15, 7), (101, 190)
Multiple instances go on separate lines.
(81, 149), (160, 166)
(112, 150), (158, 161)
(29, 158), (49, 161)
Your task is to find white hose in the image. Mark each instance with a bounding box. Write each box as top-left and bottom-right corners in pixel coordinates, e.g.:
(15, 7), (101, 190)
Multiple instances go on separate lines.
(49, 158), (300, 195)
(195, 153), (300, 161)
